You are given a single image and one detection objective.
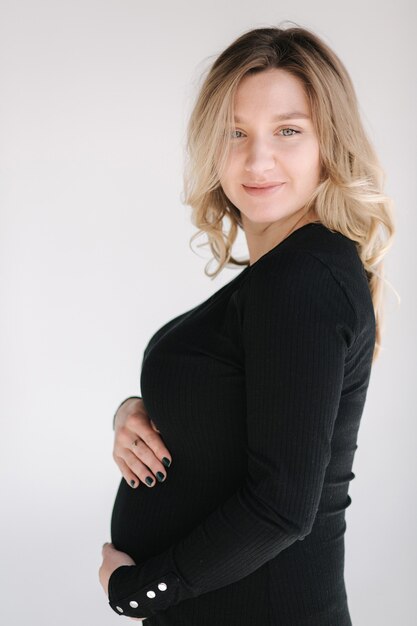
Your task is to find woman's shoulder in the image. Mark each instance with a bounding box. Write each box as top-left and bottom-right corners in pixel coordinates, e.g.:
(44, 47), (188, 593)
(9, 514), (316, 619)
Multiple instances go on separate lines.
(238, 222), (375, 344)
(247, 222), (367, 293)
(250, 222), (361, 272)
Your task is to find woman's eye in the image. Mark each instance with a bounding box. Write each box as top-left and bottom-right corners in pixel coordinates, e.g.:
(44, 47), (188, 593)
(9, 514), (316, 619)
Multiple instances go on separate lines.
(230, 129), (244, 139)
(279, 128), (300, 137)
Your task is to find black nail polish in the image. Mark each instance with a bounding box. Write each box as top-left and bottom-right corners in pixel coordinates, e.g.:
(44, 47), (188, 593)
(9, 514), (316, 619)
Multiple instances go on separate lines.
(145, 476), (154, 486)
(156, 471), (165, 482)
(162, 457), (171, 468)
(130, 479), (136, 488)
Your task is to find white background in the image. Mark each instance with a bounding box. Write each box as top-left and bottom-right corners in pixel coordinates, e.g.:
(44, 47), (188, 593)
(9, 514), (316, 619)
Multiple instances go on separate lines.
(0, 1), (416, 624)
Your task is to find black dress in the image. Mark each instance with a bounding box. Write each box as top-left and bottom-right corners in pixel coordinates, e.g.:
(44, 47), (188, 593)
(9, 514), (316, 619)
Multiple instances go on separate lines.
(108, 222), (375, 625)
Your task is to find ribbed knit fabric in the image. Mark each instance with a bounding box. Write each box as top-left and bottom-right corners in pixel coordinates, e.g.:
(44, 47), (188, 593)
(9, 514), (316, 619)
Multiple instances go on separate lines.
(108, 222), (376, 625)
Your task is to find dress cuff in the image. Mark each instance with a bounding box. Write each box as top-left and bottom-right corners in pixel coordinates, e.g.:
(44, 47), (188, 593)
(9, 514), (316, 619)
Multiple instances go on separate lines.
(107, 546), (195, 618)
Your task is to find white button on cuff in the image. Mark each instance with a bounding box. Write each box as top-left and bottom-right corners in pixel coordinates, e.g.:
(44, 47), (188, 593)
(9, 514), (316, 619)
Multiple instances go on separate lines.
(129, 601), (139, 608)
(146, 590), (156, 598)
(116, 606), (123, 613)
(158, 583), (167, 591)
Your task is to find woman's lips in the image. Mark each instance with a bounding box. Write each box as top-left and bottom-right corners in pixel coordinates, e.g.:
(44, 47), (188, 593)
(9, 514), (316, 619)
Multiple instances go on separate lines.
(242, 183), (285, 196)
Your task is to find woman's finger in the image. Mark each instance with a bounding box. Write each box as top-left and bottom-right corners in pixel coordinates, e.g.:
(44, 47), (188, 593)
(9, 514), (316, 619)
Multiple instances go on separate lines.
(115, 409), (170, 459)
(131, 429), (172, 468)
(114, 456), (141, 489)
(115, 421), (172, 472)
(115, 447), (168, 488)
(150, 419), (160, 433)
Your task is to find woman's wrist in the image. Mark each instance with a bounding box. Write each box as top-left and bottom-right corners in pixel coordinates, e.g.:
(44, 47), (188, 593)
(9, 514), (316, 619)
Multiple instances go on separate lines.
(112, 396), (143, 430)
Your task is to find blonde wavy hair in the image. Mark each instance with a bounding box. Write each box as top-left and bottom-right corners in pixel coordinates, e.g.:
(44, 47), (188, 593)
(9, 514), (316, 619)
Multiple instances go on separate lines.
(182, 24), (396, 362)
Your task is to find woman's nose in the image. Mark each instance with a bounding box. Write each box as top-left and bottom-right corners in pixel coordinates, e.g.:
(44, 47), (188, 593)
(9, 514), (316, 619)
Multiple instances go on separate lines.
(244, 139), (276, 174)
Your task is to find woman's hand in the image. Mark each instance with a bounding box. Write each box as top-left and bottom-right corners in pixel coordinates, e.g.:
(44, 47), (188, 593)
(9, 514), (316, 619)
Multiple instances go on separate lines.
(113, 397), (172, 489)
(99, 542), (147, 621)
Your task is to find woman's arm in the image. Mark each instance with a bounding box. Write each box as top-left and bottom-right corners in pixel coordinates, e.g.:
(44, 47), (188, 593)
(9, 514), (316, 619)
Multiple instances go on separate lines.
(107, 249), (361, 619)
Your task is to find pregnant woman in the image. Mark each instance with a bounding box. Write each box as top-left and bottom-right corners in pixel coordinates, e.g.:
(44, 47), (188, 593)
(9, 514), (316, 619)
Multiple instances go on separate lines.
(99, 24), (395, 625)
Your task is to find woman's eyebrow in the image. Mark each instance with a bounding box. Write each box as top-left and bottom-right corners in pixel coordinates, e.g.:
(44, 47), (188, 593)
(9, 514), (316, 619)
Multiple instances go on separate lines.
(234, 111), (310, 123)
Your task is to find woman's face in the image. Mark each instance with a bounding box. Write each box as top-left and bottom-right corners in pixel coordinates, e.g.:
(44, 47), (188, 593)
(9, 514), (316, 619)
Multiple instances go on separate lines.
(219, 68), (321, 229)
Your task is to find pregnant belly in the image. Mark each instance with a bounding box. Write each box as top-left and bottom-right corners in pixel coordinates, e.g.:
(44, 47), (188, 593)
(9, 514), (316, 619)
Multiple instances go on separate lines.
(110, 461), (244, 564)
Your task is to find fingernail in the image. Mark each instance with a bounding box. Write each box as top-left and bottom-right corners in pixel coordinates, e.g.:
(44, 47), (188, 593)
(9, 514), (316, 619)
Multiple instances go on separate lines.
(130, 479), (136, 488)
(162, 457), (171, 468)
(145, 476), (154, 486)
(156, 472), (165, 482)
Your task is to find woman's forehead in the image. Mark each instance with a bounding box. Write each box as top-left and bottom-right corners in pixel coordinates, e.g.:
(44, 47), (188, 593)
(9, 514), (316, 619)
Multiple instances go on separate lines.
(232, 71), (311, 119)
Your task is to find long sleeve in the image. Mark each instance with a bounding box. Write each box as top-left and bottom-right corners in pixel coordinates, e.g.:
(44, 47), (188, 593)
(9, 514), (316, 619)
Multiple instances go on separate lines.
(107, 248), (358, 619)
